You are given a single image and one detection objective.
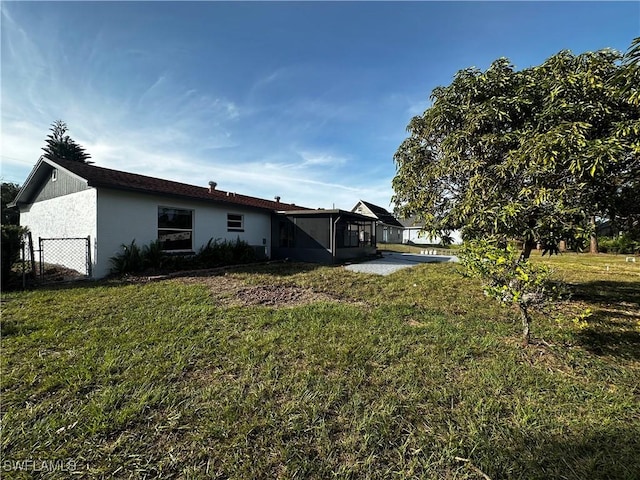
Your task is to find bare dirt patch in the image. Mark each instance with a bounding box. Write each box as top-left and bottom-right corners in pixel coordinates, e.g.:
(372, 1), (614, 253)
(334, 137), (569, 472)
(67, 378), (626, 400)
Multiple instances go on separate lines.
(235, 284), (335, 307)
(180, 274), (338, 308)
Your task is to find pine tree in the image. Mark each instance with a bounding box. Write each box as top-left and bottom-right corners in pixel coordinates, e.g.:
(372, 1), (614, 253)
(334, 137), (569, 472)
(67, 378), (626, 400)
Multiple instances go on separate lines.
(41, 120), (91, 163)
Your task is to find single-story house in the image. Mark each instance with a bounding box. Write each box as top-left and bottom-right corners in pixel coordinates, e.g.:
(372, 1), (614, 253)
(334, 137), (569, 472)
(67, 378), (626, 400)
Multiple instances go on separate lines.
(351, 200), (404, 244)
(11, 157), (377, 278)
(400, 216), (462, 245)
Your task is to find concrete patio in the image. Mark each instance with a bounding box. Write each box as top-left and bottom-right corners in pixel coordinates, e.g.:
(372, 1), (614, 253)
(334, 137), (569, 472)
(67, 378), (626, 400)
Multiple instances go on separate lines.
(344, 252), (458, 276)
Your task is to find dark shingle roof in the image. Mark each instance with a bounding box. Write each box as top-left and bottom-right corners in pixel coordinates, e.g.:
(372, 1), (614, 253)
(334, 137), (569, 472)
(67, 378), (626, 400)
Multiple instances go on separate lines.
(51, 159), (306, 212)
(358, 200), (404, 228)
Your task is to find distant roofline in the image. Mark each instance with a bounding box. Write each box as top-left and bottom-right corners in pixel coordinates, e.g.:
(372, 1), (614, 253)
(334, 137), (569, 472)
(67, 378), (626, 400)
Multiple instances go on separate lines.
(354, 199), (404, 228)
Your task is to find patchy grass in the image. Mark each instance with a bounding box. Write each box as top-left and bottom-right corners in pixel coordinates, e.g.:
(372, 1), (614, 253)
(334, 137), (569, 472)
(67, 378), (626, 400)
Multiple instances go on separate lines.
(1, 255), (639, 479)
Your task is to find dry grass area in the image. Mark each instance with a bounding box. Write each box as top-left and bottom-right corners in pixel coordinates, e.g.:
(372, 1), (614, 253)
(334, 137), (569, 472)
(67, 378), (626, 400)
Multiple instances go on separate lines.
(181, 273), (342, 307)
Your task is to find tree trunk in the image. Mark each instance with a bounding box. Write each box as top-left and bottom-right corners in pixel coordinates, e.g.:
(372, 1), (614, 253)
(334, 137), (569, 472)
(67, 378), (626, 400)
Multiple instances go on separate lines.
(589, 215), (598, 254)
(519, 304), (531, 347)
(519, 238), (536, 262)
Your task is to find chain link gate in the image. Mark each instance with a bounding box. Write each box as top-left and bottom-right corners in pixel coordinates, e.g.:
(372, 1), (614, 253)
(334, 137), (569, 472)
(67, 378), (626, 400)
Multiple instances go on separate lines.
(38, 237), (92, 282)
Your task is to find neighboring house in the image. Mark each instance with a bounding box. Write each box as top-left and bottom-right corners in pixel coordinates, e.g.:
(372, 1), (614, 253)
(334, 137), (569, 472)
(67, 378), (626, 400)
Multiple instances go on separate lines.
(12, 157), (374, 279)
(351, 200), (404, 244)
(400, 216), (462, 245)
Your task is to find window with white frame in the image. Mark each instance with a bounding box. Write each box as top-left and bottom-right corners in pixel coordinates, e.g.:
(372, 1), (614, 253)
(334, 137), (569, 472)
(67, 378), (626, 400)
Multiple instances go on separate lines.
(227, 213), (244, 232)
(158, 207), (193, 251)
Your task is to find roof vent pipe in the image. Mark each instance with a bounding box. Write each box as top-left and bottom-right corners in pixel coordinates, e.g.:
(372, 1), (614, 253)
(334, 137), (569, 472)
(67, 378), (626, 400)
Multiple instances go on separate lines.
(208, 181), (217, 193)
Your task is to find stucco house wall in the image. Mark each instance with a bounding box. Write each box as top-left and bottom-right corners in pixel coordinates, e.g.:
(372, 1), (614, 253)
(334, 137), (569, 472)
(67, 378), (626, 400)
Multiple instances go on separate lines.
(95, 189), (272, 278)
(19, 189), (97, 274)
(403, 227), (462, 245)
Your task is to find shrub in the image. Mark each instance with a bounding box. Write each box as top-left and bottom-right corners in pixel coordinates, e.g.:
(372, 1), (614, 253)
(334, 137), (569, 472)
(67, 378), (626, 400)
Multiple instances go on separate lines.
(141, 240), (165, 269)
(110, 237), (257, 275)
(459, 239), (564, 346)
(1, 225), (28, 290)
(439, 232), (454, 247)
(197, 237), (256, 268)
(231, 237), (256, 263)
(109, 240), (144, 274)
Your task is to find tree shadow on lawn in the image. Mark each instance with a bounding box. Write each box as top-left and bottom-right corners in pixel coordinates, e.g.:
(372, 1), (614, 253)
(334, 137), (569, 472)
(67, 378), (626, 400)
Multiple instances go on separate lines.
(0, 317), (40, 337)
(570, 280), (640, 307)
(569, 280), (640, 360)
(488, 426), (640, 480)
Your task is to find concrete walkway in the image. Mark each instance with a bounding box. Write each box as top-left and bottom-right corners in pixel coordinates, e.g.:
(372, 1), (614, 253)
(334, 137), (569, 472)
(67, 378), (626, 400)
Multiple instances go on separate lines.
(344, 252), (459, 276)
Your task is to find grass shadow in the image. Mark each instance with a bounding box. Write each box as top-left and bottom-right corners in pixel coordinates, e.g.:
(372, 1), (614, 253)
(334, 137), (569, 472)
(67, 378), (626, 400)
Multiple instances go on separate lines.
(0, 317), (40, 337)
(570, 280), (640, 307)
(576, 305), (640, 360)
(487, 426), (640, 479)
(568, 280), (640, 360)
(577, 327), (640, 360)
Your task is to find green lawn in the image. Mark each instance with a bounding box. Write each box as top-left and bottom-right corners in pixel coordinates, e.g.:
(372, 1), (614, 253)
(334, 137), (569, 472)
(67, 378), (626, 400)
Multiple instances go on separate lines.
(1, 254), (639, 479)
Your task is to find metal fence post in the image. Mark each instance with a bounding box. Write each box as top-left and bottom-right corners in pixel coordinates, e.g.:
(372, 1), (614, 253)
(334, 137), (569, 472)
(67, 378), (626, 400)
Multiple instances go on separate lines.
(39, 237), (44, 280)
(27, 232), (36, 281)
(21, 234), (26, 289)
(86, 236), (92, 278)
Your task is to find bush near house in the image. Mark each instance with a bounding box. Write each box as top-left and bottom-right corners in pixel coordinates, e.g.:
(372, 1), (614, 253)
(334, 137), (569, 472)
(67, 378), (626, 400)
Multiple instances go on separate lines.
(1, 225), (27, 290)
(109, 237), (257, 275)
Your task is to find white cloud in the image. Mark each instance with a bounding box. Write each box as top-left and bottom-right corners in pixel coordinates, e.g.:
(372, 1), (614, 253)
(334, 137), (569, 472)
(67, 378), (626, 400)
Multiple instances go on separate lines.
(297, 150), (348, 168)
(1, 4), (397, 212)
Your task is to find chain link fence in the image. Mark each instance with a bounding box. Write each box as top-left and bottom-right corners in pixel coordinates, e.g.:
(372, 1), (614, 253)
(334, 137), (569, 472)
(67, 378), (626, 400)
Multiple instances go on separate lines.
(38, 237), (92, 282)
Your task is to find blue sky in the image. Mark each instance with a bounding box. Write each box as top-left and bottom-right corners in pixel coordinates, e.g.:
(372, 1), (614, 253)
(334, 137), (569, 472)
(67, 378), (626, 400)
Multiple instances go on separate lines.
(1, 1), (638, 210)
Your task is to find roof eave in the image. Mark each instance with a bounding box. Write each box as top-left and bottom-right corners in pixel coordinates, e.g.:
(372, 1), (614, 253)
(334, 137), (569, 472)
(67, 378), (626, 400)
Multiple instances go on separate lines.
(89, 182), (292, 213)
(9, 157), (49, 207)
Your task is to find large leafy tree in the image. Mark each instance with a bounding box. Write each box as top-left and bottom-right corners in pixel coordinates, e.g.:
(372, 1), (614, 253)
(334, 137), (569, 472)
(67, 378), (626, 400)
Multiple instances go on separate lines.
(392, 41), (640, 259)
(42, 120), (91, 163)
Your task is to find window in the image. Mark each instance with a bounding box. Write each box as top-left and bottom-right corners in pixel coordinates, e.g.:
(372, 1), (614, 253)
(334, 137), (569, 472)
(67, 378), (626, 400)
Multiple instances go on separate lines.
(227, 213), (244, 232)
(51, 169), (58, 182)
(158, 207), (193, 251)
(337, 220), (375, 248)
